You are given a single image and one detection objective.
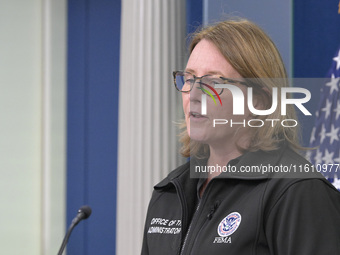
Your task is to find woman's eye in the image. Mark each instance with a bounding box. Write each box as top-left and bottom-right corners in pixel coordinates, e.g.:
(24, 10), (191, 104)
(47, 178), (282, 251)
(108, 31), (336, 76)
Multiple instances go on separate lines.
(185, 79), (194, 84)
(211, 79), (222, 85)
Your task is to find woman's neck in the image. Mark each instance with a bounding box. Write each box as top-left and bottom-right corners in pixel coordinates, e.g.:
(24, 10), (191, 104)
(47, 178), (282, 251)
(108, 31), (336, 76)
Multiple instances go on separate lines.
(199, 131), (253, 197)
(206, 133), (251, 180)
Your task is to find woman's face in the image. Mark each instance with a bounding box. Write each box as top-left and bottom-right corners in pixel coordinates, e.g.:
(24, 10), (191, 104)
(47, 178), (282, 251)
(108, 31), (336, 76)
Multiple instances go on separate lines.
(182, 39), (253, 147)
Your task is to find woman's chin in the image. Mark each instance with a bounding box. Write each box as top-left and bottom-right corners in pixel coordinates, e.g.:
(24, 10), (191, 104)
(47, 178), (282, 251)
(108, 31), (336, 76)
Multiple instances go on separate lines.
(188, 131), (209, 143)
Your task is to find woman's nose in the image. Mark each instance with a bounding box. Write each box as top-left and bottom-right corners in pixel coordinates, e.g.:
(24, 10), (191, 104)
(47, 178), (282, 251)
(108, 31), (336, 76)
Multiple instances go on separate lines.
(189, 82), (203, 101)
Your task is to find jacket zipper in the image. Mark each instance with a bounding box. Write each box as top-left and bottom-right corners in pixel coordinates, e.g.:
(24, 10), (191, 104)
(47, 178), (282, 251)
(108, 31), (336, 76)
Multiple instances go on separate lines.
(179, 182), (216, 255)
(188, 200), (221, 255)
(171, 179), (188, 254)
(179, 201), (201, 255)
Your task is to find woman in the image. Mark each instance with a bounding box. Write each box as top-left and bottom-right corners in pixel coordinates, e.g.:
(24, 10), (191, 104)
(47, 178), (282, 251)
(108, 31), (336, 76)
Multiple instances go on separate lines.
(141, 19), (340, 255)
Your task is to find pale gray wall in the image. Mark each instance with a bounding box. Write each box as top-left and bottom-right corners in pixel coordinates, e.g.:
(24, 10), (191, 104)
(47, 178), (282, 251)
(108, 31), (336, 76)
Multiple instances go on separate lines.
(0, 1), (66, 254)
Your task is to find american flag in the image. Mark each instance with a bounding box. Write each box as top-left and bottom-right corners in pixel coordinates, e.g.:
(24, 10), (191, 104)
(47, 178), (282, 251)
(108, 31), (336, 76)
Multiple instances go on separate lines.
(307, 46), (340, 191)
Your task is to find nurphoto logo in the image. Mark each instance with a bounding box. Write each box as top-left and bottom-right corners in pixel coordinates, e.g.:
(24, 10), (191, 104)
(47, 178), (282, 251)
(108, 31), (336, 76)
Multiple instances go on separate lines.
(199, 82), (312, 128)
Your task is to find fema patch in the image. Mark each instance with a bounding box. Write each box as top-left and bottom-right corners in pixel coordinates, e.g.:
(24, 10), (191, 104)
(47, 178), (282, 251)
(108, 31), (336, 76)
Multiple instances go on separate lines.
(217, 212), (242, 237)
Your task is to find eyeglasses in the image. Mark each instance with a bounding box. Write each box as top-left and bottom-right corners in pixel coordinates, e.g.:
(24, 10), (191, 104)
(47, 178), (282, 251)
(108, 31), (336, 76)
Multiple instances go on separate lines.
(173, 71), (247, 95)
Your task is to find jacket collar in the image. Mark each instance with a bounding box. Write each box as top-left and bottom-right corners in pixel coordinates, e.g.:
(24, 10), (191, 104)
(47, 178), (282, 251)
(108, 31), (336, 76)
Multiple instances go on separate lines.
(219, 144), (286, 180)
(154, 161), (192, 189)
(154, 143), (288, 189)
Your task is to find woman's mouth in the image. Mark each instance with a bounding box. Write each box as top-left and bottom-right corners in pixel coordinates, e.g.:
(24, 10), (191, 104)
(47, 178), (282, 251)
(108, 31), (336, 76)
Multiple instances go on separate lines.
(189, 111), (208, 120)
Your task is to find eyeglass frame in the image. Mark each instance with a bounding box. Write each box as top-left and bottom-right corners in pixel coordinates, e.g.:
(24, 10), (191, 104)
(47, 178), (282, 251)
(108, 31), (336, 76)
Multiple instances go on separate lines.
(172, 71), (248, 95)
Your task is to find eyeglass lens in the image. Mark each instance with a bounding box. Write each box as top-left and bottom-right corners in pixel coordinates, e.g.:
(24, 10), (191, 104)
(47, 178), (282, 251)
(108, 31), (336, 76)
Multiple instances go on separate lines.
(175, 73), (224, 95)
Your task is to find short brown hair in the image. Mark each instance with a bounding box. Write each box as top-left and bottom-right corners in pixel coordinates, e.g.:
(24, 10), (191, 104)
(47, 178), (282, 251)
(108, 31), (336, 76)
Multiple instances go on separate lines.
(180, 18), (301, 158)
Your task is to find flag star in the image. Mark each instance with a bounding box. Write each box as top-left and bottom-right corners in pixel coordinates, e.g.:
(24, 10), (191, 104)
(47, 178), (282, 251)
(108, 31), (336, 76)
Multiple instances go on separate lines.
(333, 49), (340, 70)
(334, 100), (340, 120)
(314, 149), (323, 165)
(326, 124), (340, 144)
(319, 125), (327, 143)
(321, 99), (332, 119)
(322, 149), (334, 165)
(310, 127), (316, 144)
(325, 74), (339, 94)
(334, 152), (340, 164)
(332, 175), (340, 191)
(305, 150), (312, 162)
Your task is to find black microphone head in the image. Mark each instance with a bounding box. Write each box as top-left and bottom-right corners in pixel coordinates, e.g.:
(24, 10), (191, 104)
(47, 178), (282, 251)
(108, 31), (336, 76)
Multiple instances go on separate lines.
(78, 205), (92, 219)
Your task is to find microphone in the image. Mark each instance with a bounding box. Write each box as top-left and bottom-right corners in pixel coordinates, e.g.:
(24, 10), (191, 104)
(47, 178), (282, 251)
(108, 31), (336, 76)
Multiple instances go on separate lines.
(57, 205), (92, 255)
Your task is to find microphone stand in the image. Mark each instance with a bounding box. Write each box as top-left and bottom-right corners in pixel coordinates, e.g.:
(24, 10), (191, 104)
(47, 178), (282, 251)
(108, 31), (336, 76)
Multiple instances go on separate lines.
(57, 206), (92, 255)
(57, 221), (78, 255)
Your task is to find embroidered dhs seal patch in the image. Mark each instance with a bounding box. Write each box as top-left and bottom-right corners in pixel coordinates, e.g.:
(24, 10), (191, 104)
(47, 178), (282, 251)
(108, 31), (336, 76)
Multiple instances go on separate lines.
(217, 212), (242, 237)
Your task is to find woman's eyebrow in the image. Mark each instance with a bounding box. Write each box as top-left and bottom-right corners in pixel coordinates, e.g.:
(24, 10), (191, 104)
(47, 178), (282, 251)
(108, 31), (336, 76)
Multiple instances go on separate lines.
(206, 71), (225, 76)
(184, 68), (195, 74)
(184, 69), (225, 77)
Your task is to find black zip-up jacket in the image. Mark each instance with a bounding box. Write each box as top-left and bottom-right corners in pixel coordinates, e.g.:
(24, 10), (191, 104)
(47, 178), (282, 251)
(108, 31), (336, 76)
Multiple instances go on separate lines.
(141, 145), (340, 254)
